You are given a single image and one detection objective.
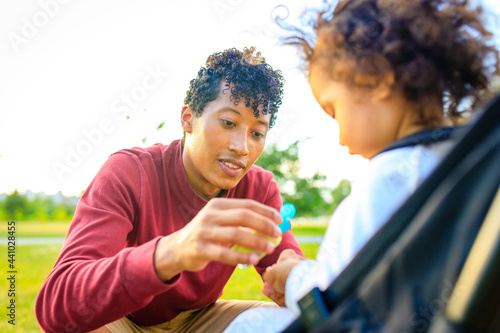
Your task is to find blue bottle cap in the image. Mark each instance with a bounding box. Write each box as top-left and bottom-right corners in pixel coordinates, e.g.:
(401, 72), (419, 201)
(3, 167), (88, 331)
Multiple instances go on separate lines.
(278, 203), (295, 233)
(278, 218), (292, 234)
(280, 203), (296, 220)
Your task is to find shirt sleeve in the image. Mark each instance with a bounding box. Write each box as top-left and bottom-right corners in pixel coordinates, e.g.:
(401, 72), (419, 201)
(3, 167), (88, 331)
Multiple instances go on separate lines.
(35, 152), (179, 332)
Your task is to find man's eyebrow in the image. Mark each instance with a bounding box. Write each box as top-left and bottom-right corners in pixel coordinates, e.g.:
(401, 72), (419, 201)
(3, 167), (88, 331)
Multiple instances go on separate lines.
(257, 119), (269, 128)
(217, 107), (241, 116)
(217, 107), (269, 128)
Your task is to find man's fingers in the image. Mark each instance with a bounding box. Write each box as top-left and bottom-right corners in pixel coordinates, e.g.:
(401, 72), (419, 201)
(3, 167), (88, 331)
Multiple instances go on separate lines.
(205, 207), (282, 238)
(202, 242), (260, 266)
(208, 198), (282, 224)
(173, 198), (286, 271)
(205, 225), (276, 255)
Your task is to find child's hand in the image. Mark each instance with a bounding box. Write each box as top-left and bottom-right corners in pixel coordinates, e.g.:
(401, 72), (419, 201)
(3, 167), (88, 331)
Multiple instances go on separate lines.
(262, 281), (285, 306)
(277, 249), (303, 263)
(262, 250), (307, 305)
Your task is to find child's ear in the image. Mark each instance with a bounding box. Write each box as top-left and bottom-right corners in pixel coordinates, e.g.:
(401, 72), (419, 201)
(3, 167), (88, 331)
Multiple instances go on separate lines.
(373, 71), (395, 101)
(181, 106), (193, 133)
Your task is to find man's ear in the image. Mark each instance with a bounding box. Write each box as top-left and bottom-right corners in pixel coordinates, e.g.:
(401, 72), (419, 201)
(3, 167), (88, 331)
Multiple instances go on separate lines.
(181, 106), (193, 133)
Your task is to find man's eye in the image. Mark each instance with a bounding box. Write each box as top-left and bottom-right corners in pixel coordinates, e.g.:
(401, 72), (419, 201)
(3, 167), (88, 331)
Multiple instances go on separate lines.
(222, 120), (235, 127)
(253, 131), (265, 139)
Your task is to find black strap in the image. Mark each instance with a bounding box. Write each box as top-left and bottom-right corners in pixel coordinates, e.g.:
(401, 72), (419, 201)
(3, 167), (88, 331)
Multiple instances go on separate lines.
(376, 126), (459, 156)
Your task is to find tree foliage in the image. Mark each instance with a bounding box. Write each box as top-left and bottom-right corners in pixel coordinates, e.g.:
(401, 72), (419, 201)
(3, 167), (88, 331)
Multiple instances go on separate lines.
(256, 141), (351, 217)
(0, 190), (76, 221)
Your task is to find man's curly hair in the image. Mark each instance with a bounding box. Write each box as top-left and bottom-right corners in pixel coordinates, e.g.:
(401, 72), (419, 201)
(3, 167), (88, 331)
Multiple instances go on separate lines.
(282, 0), (500, 124)
(184, 47), (284, 129)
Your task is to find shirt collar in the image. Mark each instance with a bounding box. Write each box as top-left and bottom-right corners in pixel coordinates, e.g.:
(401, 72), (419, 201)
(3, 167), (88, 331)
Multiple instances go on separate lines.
(169, 140), (229, 215)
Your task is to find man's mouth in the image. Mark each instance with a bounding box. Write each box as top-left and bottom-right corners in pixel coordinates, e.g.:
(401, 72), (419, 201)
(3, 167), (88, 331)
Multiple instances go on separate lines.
(221, 161), (241, 170)
(219, 159), (246, 176)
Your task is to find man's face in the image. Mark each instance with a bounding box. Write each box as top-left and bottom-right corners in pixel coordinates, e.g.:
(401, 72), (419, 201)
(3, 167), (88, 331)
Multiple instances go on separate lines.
(181, 85), (271, 200)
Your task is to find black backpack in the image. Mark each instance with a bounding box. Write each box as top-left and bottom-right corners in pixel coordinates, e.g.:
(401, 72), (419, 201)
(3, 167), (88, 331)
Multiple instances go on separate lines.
(283, 95), (500, 333)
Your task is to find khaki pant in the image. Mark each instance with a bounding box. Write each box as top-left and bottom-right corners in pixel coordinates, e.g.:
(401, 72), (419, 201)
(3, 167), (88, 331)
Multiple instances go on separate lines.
(97, 300), (276, 333)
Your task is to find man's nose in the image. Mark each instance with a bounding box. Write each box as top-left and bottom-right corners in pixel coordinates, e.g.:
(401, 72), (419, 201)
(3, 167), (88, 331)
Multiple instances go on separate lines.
(228, 131), (249, 156)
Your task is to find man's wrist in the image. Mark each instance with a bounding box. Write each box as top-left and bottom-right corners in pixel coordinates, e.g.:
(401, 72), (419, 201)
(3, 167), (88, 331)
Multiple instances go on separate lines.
(154, 236), (183, 282)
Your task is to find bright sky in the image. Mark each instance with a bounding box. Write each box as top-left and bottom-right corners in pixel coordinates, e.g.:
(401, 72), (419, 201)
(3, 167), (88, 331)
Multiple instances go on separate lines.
(1, 0), (499, 196)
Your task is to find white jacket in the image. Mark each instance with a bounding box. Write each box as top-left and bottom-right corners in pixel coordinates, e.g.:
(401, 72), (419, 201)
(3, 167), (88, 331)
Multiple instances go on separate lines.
(285, 141), (453, 314)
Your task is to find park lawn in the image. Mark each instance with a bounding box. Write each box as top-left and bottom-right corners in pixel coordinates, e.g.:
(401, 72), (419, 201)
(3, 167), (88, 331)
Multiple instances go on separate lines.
(0, 221), (325, 332)
(0, 220), (71, 238)
(290, 224), (328, 237)
(0, 244), (62, 333)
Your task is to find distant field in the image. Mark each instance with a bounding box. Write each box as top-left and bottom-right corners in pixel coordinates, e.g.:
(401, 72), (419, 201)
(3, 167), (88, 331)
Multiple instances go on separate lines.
(1, 220), (326, 238)
(0, 220), (71, 238)
(0, 220), (326, 332)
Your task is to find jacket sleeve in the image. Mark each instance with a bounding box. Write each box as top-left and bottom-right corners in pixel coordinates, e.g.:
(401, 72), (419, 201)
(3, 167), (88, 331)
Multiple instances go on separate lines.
(35, 152), (179, 332)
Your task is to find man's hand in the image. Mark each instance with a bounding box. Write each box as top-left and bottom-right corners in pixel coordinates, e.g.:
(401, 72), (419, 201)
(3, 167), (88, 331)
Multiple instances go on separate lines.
(154, 198), (283, 281)
(262, 249), (307, 306)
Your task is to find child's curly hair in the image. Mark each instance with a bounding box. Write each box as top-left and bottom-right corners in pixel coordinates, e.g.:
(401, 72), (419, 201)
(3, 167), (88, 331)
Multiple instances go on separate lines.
(184, 47), (285, 128)
(283, 0), (500, 124)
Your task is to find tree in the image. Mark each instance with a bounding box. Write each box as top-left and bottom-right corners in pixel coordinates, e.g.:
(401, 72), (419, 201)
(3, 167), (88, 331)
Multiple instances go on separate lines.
(329, 179), (351, 213)
(4, 189), (27, 220)
(30, 195), (56, 221)
(256, 141), (350, 217)
(0, 190), (77, 221)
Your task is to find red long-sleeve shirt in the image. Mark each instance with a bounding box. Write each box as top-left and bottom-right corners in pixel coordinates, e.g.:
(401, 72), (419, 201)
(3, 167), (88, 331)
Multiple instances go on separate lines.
(35, 140), (302, 333)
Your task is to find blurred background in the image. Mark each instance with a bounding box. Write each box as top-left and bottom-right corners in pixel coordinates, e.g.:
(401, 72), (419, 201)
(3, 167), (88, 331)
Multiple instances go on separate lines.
(1, 1), (499, 331)
(0, 0), (499, 218)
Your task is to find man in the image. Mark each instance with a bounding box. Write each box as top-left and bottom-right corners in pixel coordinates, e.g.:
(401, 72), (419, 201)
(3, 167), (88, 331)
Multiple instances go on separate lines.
(36, 47), (302, 333)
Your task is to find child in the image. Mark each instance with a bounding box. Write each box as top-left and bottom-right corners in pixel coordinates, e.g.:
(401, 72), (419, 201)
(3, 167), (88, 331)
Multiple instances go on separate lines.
(224, 0), (499, 331)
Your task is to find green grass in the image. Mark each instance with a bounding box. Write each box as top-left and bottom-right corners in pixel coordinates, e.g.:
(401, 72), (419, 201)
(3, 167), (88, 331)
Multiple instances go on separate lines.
(0, 244), (62, 332)
(0, 221), (325, 332)
(290, 224), (328, 237)
(0, 220), (71, 238)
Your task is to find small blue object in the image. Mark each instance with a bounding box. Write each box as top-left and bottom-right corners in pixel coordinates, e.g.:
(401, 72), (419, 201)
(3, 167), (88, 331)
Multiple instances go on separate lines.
(279, 203), (295, 233)
(280, 203), (296, 220)
(279, 219), (292, 234)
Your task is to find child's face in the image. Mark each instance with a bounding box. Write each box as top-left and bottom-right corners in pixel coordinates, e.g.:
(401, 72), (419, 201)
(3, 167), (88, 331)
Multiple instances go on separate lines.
(309, 66), (408, 159)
